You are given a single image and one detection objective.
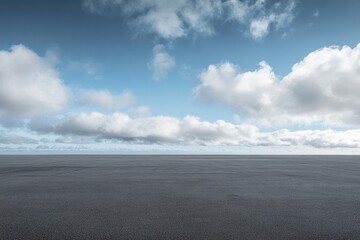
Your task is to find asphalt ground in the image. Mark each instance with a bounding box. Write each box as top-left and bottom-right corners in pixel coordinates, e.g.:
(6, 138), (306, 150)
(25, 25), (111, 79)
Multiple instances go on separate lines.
(1, 155), (359, 240)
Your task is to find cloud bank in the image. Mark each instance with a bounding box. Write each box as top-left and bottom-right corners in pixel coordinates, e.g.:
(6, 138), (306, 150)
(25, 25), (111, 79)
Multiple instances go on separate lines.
(28, 111), (360, 148)
(0, 131), (38, 144)
(195, 43), (360, 126)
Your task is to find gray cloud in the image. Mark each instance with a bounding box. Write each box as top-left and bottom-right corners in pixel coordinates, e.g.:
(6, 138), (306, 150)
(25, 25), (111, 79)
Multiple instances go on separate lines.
(0, 133), (38, 144)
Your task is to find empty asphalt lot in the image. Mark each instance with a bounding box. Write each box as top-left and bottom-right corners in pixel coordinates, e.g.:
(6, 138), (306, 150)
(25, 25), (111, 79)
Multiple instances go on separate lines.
(1, 155), (360, 240)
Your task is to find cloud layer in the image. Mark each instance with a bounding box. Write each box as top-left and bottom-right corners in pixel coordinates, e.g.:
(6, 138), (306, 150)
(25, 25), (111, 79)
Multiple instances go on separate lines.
(0, 45), (68, 118)
(195, 44), (360, 126)
(27, 111), (360, 149)
(83, 0), (295, 40)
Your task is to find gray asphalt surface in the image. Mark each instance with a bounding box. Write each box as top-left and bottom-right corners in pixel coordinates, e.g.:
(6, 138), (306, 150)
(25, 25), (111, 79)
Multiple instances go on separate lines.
(0, 155), (360, 240)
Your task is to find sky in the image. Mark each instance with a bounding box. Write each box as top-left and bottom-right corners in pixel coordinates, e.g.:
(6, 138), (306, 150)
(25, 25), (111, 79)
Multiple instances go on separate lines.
(1, 0), (360, 154)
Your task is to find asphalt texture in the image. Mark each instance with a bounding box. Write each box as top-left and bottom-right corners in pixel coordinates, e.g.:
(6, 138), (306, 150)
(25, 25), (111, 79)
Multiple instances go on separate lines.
(0, 155), (360, 240)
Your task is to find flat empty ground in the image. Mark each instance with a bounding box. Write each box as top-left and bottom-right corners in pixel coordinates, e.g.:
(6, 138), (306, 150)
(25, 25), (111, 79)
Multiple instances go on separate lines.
(0, 155), (359, 240)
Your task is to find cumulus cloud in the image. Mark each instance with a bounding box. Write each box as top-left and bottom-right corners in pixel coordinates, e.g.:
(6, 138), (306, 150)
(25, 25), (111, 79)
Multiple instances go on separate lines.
(79, 89), (135, 109)
(195, 43), (360, 126)
(149, 44), (176, 81)
(0, 45), (69, 118)
(82, 0), (295, 40)
(195, 61), (277, 115)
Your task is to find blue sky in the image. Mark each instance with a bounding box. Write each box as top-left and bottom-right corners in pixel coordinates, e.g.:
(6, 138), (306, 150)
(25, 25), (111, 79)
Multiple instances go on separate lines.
(1, 0), (360, 153)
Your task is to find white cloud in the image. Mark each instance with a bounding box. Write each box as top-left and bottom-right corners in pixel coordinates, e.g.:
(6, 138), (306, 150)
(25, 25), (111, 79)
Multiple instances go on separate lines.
(149, 44), (176, 81)
(250, 18), (270, 40)
(0, 45), (139, 121)
(0, 45), (69, 118)
(31, 112), (182, 143)
(79, 89), (135, 109)
(231, 0), (296, 40)
(82, 0), (295, 40)
(261, 129), (360, 148)
(29, 112), (257, 144)
(83, 0), (223, 39)
(195, 61), (277, 116)
(28, 111), (360, 149)
(195, 43), (360, 126)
